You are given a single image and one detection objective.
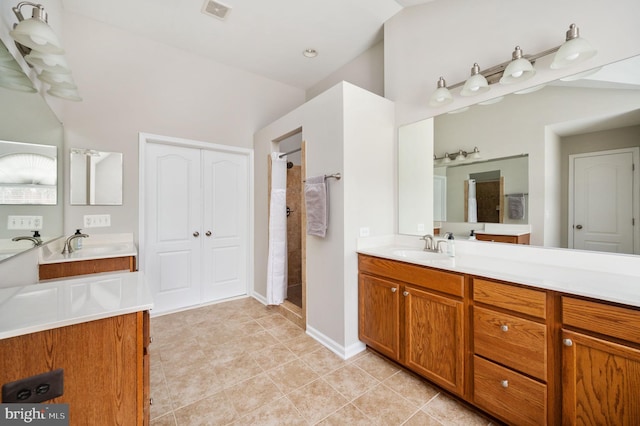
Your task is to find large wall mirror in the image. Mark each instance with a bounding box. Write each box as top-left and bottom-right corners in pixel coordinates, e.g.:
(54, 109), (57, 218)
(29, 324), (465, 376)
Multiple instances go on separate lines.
(0, 39), (63, 262)
(399, 54), (640, 255)
(70, 149), (123, 205)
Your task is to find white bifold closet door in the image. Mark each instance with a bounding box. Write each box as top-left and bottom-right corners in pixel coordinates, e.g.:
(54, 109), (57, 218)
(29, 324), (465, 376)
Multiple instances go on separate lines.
(145, 142), (248, 313)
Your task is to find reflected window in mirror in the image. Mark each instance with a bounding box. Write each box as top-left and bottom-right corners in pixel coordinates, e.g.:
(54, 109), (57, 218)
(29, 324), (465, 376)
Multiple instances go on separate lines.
(70, 149), (123, 205)
(0, 141), (57, 205)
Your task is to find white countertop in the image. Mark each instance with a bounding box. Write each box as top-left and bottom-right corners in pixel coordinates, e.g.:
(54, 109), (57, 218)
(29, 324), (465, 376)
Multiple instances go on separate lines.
(39, 233), (137, 264)
(357, 238), (640, 309)
(0, 271), (153, 340)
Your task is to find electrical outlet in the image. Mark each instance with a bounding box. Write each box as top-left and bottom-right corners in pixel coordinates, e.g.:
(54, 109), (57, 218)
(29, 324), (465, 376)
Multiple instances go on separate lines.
(83, 214), (111, 228)
(7, 215), (43, 230)
(2, 369), (63, 403)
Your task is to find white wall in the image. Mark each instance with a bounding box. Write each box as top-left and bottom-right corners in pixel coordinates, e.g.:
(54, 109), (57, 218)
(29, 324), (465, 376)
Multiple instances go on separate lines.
(306, 41), (385, 102)
(254, 82), (394, 358)
(385, 0), (640, 126)
(59, 11), (305, 241)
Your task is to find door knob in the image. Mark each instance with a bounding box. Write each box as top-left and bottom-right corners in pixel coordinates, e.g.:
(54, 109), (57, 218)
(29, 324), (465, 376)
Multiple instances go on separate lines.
(193, 231), (200, 237)
(206, 231), (212, 236)
(575, 224), (583, 230)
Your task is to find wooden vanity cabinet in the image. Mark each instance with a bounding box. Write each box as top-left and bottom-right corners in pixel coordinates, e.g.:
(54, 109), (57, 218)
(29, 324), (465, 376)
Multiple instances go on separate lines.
(358, 254), (466, 396)
(39, 256), (136, 280)
(475, 233), (530, 245)
(471, 278), (556, 426)
(561, 297), (640, 425)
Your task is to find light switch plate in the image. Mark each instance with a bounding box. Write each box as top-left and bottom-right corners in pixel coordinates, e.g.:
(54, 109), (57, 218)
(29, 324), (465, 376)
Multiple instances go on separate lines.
(83, 214), (111, 228)
(359, 227), (370, 237)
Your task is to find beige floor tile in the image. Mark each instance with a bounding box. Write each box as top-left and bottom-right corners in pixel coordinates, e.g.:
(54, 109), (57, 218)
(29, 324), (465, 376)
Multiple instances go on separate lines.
(352, 383), (418, 425)
(150, 378), (174, 420)
(281, 333), (323, 356)
(224, 372), (285, 416)
(165, 362), (224, 408)
(299, 346), (346, 376)
(316, 403), (379, 426)
(422, 393), (491, 426)
(233, 396), (307, 425)
(267, 358), (320, 393)
(267, 321), (307, 341)
(257, 314), (296, 329)
(150, 412), (177, 426)
(382, 370), (440, 407)
(252, 343), (297, 372)
(232, 329), (280, 352)
(404, 410), (444, 425)
(323, 364), (379, 400)
(174, 391), (239, 426)
(352, 352), (401, 381)
(287, 378), (349, 423)
(211, 352), (264, 388)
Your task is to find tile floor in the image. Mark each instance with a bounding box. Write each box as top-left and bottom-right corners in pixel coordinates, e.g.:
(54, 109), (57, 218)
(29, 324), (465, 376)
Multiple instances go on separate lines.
(149, 297), (496, 425)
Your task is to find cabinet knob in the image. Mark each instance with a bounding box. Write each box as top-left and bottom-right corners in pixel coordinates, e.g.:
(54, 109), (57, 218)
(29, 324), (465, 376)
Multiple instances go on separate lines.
(391, 287), (397, 293)
(500, 324), (509, 332)
(206, 230), (212, 236)
(501, 380), (509, 388)
(149, 398), (154, 406)
(149, 336), (153, 344)
(403, 291), (409, 297)
(193, 231), (200, 237)
(563, 338), (573, 347)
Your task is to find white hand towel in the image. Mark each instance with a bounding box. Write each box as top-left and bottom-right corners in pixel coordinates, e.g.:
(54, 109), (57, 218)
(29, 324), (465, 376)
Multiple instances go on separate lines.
(304, 175), (328, 237)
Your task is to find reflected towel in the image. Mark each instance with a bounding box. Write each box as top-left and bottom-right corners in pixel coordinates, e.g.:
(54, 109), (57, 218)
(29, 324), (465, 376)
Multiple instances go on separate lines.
(304, 175), (328, 237)
(508, 194), (526, 220)
(467, 179), (477, 223)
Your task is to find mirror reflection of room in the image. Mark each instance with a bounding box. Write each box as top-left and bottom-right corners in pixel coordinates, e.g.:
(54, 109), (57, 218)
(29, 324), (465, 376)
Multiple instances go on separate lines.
(70, 148), (123, 205)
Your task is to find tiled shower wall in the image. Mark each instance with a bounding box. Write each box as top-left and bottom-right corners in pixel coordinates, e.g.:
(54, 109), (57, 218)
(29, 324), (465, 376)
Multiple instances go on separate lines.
(286, 165), (302, 287)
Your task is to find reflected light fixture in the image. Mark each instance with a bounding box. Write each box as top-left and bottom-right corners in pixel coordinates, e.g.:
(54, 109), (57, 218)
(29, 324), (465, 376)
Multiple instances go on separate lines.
(428, 23), (596, 107)
(429, 77), (453, 107)
(551, 24), (597, 69)
(434, 147), (481, 165)
(460, 63), (489, 96)
(500, 46), (536, 84)
(10, 2), (64, 54)
(24, 50), (71, 73)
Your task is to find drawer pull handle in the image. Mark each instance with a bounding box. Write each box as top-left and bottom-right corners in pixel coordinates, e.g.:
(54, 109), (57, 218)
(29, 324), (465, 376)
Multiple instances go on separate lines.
(391, 287), (397, 293)
(563, 338), (573, 347)
(500, 324), (509, 332)
(403, 291), (409, 297)
(501, 380), (509, 388)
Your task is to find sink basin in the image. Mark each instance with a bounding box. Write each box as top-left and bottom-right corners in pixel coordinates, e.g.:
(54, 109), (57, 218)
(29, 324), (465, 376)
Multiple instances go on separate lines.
(391, 249), (449, 261)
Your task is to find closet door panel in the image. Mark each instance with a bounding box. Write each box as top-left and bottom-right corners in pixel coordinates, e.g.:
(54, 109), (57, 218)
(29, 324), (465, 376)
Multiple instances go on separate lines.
(145, 143), (202, 312)
(202, 150), (249, 302)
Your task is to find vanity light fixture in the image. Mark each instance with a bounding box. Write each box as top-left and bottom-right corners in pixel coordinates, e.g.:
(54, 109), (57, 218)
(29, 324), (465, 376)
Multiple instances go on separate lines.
(9, 1), (81, 101)
(428, 23), (596, 107)
(460, 63), (490, 97)
(500, 46), (536, 84)
(429, 77), (453, 107)
(10, 2), (64, 54)
(434, 147), (481, 165)
(550, 24), (597, 69)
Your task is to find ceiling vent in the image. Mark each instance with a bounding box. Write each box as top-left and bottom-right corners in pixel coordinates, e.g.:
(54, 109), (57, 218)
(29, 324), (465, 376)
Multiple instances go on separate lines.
(201, 0), (232, 21)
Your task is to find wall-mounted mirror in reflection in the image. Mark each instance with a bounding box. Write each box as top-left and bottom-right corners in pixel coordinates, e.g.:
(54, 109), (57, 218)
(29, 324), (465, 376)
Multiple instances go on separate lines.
(70, 149), (123, 205)
(399, 55), (640, 255)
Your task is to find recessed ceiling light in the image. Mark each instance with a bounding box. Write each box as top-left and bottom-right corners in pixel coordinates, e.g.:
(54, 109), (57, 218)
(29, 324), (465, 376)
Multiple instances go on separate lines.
(303, 49), (318, 58)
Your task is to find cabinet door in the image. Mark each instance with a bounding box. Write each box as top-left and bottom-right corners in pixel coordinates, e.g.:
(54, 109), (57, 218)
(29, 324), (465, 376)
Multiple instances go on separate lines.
(358, 273), (400, 360)
(404, 285), (464, 395)
(562, 329), (640, 425)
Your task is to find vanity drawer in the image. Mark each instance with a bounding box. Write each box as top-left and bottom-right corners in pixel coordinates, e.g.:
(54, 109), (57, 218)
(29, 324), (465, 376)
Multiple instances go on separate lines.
(563, 297), (640, 345)
(473, 355), (547, 426)
(358, 255), (464, 297)
(473, 278), (546, 319)
(473, 306), (547, 380)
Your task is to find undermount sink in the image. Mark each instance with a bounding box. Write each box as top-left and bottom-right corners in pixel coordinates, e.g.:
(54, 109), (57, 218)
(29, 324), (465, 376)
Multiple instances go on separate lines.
(391, 249), (450, 261)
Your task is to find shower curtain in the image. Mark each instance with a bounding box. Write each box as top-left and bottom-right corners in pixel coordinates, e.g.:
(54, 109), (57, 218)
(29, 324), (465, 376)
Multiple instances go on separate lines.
(266, 152), (288, 305)
(468, 179), (478, 223)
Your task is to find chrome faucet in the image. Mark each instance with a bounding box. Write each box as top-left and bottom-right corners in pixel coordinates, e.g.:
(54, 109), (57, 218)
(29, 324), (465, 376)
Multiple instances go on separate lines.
(12, 236), (43, 246)
(419, 234), (434, 251)
(61, 233), (89, 254)
(436, 240), (449, 253)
